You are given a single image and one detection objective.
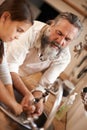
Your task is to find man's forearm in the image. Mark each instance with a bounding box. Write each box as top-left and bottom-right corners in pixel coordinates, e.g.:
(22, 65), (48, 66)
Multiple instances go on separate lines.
(10, 72), (31, 96)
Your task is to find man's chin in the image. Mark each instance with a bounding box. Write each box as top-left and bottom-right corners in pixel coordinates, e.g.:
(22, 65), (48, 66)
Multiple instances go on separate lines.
(51, 43), (62, 50)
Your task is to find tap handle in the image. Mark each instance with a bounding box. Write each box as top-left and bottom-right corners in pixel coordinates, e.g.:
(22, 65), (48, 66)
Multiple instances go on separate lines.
(34, 90), (49, 104)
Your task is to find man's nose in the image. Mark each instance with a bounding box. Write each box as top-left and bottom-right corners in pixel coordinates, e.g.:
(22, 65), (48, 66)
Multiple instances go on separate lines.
(14, 36), (18, 39)
(56, 37), (65, 46)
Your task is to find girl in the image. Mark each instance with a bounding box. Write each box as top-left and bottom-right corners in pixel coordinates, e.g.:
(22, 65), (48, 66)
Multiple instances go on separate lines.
(0, 0), (34, 115)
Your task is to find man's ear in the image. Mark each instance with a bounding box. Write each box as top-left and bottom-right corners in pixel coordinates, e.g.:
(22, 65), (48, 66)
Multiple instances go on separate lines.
(0, 11), (11, 23)
(46, 20), (55, 26)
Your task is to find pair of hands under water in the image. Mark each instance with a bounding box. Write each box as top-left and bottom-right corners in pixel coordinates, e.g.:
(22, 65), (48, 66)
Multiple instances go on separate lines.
(21, 91), (44, 118)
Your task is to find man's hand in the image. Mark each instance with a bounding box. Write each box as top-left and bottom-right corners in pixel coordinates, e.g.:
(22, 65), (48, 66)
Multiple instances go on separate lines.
(33, 99), (44, 116)
(21, 91), (44, 117)
(31, 91), (44, 117)
(21, 94), (36, 115)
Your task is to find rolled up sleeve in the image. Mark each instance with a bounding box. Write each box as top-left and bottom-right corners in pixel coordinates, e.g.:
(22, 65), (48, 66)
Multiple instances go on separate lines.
(7, 35), (30, 73)
(0, 57), (12, 85)
(38, 47), (71, 91)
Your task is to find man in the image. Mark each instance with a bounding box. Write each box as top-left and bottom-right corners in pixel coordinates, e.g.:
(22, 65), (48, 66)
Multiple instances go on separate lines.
(7, 12), (82, 117)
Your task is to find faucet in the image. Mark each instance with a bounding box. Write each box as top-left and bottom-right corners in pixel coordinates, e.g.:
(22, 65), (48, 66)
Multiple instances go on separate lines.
(42, 79), (63, 130)
(23, 116), (39, 130)
(22, 79), (63, 130)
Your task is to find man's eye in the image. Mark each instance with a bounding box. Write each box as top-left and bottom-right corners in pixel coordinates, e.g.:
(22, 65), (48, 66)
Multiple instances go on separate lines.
(17, 28), (23, 33)
(65, 38), (71, 42)
(56, 30), (62, 35)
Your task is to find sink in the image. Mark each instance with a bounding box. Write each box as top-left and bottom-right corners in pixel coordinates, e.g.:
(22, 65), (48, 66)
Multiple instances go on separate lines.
(13, 90), (54, 130)
(17, 112), (54, 130)
(0, 105), (54, 130)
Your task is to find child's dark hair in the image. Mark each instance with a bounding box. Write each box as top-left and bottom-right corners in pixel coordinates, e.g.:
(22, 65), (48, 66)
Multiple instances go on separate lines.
(0, 0), (33, 23)
(0, 0), (33, 63)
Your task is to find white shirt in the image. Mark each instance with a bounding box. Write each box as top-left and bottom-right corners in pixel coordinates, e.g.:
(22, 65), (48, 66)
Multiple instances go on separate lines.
(0, 43), (12, 85)
(7, 21), (71, 91)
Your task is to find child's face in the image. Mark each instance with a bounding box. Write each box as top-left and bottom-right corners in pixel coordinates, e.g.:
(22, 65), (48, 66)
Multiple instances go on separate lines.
(0, 12), (32, 42)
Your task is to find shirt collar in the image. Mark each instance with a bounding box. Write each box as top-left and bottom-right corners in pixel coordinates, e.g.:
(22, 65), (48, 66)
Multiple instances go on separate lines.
(34, 24), (49, 49)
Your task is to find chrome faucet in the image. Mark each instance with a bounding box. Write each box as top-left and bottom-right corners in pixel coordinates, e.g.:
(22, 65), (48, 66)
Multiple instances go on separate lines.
(23, 116), (39, 130)
(42, 79), (63, 130)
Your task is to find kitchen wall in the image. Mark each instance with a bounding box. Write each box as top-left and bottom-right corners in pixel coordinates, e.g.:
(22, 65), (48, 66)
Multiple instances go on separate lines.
(64, 19), (87, 85)
(29, 0), (44, 8)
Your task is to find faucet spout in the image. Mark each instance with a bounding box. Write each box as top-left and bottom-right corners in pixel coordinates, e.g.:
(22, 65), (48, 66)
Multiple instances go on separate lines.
(43, 79), (63, 130)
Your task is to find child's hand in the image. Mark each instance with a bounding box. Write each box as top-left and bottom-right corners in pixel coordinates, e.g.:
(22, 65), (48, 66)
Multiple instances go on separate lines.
(21, 94), (36, 115)
(12, 102), (23, 116)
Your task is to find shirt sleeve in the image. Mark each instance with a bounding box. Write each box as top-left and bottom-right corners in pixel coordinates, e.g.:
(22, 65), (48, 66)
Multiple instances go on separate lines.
(7, 21), (46, 74)
(36, 47), (71, 92)
(7, 30), (32, 73)
(0, 56), (12, 85)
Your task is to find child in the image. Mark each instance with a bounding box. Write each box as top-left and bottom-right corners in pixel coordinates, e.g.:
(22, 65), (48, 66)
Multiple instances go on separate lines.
(0, 0), (34, 116)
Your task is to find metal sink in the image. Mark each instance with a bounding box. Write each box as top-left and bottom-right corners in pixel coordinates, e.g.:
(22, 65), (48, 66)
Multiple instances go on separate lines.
(0, 105), (54, 130)
(17, 112), (54, 130)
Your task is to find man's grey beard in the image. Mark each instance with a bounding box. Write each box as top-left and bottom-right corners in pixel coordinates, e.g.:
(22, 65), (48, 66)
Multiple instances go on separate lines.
(40, 34), (61, 60)
(41, 45), (60, 60)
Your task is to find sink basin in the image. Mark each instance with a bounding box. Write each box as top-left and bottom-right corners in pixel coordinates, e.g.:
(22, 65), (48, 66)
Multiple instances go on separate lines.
(18, 112), (54, 130)
(13, 90), (54, 130)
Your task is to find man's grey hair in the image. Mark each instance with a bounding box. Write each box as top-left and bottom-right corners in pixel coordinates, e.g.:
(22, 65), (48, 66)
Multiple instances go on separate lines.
(47, 12), (83, 36)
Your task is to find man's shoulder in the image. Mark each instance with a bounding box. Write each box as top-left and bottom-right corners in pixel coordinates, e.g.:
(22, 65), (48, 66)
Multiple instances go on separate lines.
(23, 20), (46, 37)
(34, 20), (46, 26)
(33, 20), (46, 29)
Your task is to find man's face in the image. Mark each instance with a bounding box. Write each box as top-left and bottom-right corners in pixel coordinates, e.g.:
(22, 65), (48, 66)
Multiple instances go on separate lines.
(41, 19), (79, 50)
